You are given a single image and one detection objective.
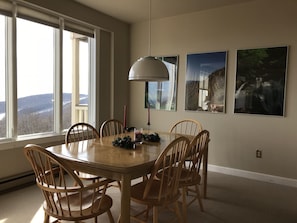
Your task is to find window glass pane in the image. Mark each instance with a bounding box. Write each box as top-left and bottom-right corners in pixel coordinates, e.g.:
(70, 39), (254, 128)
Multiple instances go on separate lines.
(62, 32), (90, 130)
(0, 15), (6, 138)
(17, 18), (55, 135)
(79, 40), (89, 105)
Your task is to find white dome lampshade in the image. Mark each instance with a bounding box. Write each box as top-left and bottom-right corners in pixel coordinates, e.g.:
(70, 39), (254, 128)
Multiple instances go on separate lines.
(128, 56), (169, 81)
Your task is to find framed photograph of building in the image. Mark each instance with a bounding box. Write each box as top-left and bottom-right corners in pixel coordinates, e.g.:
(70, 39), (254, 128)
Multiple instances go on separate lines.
(145, 56), (178, 111)
(234, 46), (288, 116)
(185, 51), (227, 113)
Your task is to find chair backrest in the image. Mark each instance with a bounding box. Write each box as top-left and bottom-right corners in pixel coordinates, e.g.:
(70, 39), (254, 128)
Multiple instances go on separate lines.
(23, 144), (112, 221)
(169, 119), (203, 137)
(24, 144), (83, 187)
(143, 136), (190, 202)
(99, 119), (125, 137)
(24, 144), (84, 216)
(65, 122), (99, 145)
(183, 130), (210, 183)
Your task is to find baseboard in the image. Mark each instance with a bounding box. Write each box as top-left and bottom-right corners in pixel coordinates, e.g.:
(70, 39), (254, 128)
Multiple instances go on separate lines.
(208, 164), (297, 188)
(0, 171), (35, 194)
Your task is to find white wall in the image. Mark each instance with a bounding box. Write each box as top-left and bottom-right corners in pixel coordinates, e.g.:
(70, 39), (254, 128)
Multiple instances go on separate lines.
(129, 0), (297, 180)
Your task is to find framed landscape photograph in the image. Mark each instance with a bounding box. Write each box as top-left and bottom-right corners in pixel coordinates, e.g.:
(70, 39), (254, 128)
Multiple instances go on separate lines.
(234, 46), (288, 116)
(145, 56), (178, 111)
(185, 51), (227, 113)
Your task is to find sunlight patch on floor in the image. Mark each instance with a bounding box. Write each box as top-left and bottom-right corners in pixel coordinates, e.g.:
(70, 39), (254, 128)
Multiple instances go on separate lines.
(30, 204), (44, 223)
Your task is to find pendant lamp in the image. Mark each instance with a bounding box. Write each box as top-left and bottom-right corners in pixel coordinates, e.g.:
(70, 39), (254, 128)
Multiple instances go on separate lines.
(128, 0), (169, 81)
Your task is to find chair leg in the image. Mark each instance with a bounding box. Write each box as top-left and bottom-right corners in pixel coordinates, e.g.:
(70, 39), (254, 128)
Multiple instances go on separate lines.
(152, 206), (158, 223)
(174, 201), (184, 223)
(117, 214), (121, 223)
(182, 187), (188, 223)
(107, 209), (115, 223)
(117, 181), (121, 190)
(144, 205), (152, 219)
(43, 212), (49, 223)
(195, 184), (204, 212)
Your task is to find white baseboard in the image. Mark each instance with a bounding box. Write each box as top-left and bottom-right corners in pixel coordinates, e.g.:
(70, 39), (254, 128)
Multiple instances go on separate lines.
(208, 164), (297, 188)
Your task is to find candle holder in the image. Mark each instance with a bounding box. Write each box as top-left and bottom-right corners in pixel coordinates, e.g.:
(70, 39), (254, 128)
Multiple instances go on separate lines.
(147, 102), (151, 132)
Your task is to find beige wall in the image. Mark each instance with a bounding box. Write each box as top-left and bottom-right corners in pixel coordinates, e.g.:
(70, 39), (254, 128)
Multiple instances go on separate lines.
(0, 0), (130, 179)
(129, 0), (297, 180)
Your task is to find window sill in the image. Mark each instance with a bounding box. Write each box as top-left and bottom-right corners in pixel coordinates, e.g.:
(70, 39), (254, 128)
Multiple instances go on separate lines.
(0, 134), (65, 151)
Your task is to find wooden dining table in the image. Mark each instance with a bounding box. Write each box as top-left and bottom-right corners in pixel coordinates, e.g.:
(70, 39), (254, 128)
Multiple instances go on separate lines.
(46, 131), (208, 223)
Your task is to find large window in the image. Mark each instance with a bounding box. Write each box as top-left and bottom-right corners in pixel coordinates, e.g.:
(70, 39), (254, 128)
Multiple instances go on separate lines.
(0, 3), (95, 141)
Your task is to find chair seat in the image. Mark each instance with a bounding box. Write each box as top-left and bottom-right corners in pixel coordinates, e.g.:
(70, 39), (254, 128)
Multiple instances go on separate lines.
(131, 180), (181, 206)
(179, 169), (201, 186)
(44, 190), (113, 220)
(76, 171), (101, 181)
(156, 167), (201, 187)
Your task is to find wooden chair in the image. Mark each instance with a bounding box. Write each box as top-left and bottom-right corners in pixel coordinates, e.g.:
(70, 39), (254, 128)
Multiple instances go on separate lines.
(65, 122), (101, 182)
(23, 144), (115, 223)
(99, 119), (125, 138)
(169, 119), (203, 137)
(130, 136), (190, 223)
(179, 130), (210, 223)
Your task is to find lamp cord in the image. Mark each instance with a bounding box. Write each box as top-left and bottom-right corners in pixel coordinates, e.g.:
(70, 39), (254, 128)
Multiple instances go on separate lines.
(148, 0), (151, 56)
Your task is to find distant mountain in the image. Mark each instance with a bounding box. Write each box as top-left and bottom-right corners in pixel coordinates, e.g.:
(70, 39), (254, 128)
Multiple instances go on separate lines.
(0, 93), (88, 116)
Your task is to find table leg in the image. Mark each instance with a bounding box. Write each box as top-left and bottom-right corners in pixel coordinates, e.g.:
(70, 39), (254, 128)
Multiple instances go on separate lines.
(119, 174), (132, 223)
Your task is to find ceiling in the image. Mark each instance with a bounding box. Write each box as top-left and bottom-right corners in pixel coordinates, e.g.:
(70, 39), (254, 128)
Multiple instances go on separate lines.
(74, 0), (255, 24)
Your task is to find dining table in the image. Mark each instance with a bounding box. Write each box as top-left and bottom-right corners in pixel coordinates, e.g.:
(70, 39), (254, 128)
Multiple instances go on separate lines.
(46, 131), (209, 223)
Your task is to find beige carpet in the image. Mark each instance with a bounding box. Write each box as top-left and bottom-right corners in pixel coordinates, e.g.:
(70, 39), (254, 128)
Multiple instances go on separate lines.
(0, 171), (296, 223)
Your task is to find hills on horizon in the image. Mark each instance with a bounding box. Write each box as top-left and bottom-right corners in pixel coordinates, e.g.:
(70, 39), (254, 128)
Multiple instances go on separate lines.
(0, 93), (88, 116)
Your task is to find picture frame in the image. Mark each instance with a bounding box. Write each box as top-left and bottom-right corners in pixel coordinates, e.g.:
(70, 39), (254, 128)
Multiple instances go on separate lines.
(234, 46), (288, 116)
(185, 51), (227, 113)
(145, 56), (178, 111)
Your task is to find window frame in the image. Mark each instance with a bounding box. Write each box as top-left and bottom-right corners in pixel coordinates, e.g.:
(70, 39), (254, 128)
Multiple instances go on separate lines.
(0, 1), (108, 150)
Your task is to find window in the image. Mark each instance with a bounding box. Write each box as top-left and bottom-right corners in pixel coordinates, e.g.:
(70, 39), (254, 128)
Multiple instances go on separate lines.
(0, 2), (96, 143)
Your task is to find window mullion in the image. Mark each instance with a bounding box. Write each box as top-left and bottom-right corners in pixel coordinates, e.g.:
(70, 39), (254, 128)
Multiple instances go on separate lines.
(88, 34), (96, 128)
(6, 5), (17, 138)
(53, 18), (63, 133)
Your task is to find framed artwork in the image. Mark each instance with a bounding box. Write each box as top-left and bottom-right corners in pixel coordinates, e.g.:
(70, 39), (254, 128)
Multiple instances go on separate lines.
(234, 46), (288, 116)
(145, 56), (178, 111)
(185, 51), (227, 113)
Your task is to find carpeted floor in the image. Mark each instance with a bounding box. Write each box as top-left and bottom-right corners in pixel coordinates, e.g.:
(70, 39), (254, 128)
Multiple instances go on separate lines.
(0, 171), (296, 223)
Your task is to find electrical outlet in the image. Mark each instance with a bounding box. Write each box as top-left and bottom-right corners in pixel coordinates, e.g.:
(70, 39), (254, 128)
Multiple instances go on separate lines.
(256, 149), (262, 158)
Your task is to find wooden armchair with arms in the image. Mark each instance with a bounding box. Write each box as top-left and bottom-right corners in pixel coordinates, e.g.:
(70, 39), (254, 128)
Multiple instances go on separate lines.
(65, 122), (101, 182)
(179, 129), (210, 222)
(130, 136), (190, 223)
(23, 144), (115, 223)
(170, 119), (210, 198)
